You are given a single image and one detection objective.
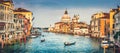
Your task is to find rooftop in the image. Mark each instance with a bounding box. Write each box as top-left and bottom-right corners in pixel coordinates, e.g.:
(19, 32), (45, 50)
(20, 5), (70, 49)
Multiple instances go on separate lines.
(0, 0), (13, 3)
(14, 8), (31, 12)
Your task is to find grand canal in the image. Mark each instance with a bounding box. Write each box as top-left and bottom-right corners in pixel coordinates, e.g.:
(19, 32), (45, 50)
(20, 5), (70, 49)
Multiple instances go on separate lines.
(0, 32), (103, 53)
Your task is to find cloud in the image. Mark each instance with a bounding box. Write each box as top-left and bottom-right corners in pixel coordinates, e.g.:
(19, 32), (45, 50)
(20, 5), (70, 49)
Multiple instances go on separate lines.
(13, 0), (118, 8)
(14, 1), (111, 28)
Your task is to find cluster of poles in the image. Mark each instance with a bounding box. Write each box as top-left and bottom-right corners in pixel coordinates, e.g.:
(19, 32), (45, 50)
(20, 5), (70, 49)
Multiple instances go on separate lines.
(0, 32), (27, 48)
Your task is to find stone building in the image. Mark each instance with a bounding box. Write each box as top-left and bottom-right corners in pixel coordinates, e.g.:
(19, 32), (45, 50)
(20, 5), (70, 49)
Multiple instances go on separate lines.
(14, 8), (33, 36)
(0, 0), (15, 39)
(113, 6), (120, 44)
(51, 9), (89, 35)
(90, 12), (110, 38)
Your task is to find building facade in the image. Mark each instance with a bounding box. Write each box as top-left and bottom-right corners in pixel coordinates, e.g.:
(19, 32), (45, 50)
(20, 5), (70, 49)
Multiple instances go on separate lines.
(0, 0), (15, 39)
(14, 14), (25, 36)
(61, 9), (71, 23)
(50, 9), (89, 35)
(14, 8), (33, 36)
(54, 22), (64, 32)
(114, 7), (120, 44)
(90, 12), (110, 38)
(109, 7), (120, 41)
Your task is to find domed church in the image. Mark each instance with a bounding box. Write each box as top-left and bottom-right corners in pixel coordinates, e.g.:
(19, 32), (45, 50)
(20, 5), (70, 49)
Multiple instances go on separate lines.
(61, 9), (71, 23)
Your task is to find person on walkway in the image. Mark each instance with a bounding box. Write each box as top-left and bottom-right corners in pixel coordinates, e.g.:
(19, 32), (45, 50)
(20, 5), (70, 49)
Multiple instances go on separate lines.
(0, 35), (4, 48)
(5, 34), (10, 45)
(23, 32), (26, 45)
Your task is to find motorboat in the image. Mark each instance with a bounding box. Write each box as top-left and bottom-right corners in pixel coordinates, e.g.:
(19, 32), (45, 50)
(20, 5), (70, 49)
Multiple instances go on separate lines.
(30, 35), (38, 38)
(64, 42), (76, 46)
(41, 39), (45, 42)
(101, 40), (109, 48)
(31, 28), (41, 35)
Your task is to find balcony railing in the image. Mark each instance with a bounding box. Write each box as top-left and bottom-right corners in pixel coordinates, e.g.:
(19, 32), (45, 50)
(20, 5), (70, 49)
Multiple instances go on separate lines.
(0, 20), (7, 22)
(8, 28), (15, 31)
(0, 30), (5, 33)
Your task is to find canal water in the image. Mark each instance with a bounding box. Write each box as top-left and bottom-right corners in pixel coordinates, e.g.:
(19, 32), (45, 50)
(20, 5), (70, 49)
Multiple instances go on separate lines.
(0, 32), (101, 53)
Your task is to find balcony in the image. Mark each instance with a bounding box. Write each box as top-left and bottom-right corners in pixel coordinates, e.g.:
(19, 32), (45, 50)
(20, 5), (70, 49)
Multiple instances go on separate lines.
(16, 30), (23, 33)
(8, 28), (15, 31)
(0, 30), (5, 33)
(0, 20), (7, 23)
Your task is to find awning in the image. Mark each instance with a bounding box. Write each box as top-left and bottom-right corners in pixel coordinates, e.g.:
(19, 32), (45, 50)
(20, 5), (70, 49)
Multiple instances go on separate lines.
(0, 22), (5, 26)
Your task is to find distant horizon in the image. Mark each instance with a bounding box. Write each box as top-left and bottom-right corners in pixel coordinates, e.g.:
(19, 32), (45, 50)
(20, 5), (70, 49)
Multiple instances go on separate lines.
(13, 0), (120, 27)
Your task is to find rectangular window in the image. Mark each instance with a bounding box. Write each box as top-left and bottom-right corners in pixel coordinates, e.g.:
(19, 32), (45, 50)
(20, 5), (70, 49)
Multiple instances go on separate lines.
(0, 12), (4, 20)
(0, 5), (4, 10)
(0, 26), (4, 30)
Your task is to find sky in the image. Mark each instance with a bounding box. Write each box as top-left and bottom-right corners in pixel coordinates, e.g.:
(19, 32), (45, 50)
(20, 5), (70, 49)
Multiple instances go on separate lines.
(13, 0), (120, 28)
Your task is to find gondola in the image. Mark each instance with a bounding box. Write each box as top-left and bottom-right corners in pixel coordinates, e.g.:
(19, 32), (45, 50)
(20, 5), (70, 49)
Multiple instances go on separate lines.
(64, 42), (76, 46)
(41, 39), (45, 42)
(29, 35), (38, 38)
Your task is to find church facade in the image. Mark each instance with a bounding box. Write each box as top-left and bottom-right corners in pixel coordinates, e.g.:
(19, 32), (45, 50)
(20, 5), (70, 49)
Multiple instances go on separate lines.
(49, 9), (89, 35)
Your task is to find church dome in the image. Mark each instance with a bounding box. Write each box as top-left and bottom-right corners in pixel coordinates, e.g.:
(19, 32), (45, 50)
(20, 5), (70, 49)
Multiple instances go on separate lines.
(61, 9), (71, 23)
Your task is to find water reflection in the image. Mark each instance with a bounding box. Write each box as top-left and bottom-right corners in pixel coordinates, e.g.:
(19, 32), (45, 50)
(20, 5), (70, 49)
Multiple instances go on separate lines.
(0, 32), (100, 53)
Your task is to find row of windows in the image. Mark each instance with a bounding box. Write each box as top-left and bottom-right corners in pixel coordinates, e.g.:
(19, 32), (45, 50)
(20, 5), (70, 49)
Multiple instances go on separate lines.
(0, 12), (4, 20)
(0, 4), (13, 10)
(0, 26), (4, 30)
(0, 5), (4, 10)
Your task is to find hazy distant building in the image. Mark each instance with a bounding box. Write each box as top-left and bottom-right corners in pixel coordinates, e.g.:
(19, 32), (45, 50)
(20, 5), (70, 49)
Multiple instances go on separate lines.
(72, 15), (79, 23)
(54, 22), (64, 32)
(50, 9), (89, 35)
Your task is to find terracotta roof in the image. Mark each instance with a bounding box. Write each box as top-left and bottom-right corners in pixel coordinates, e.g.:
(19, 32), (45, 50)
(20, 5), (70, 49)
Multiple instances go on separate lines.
(104, 13), (109, 17)
(80, 27), (88, 29)
(14, 8), (31, 12)
(55, 22), (64, 24)
(0, 0), (13, 3)
(61, 23), (69, 26)
(101, 13), (110, 19)
(78, 22), (86, 24)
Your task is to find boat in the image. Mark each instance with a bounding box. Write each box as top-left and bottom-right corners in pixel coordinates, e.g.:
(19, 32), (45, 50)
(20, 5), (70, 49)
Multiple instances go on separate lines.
(29, 35), (38, 38)
(64, 42), (76, 46)
(101, 40), (109, 48)
(42, 35), (44, 37)
(41, 39), (45, 42)
(85, 36), (90, 38)
(31, 28), (41, 35)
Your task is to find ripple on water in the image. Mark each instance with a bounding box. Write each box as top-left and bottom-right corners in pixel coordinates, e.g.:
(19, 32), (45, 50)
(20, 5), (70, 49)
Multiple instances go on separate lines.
(2, 32), (100, 53)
